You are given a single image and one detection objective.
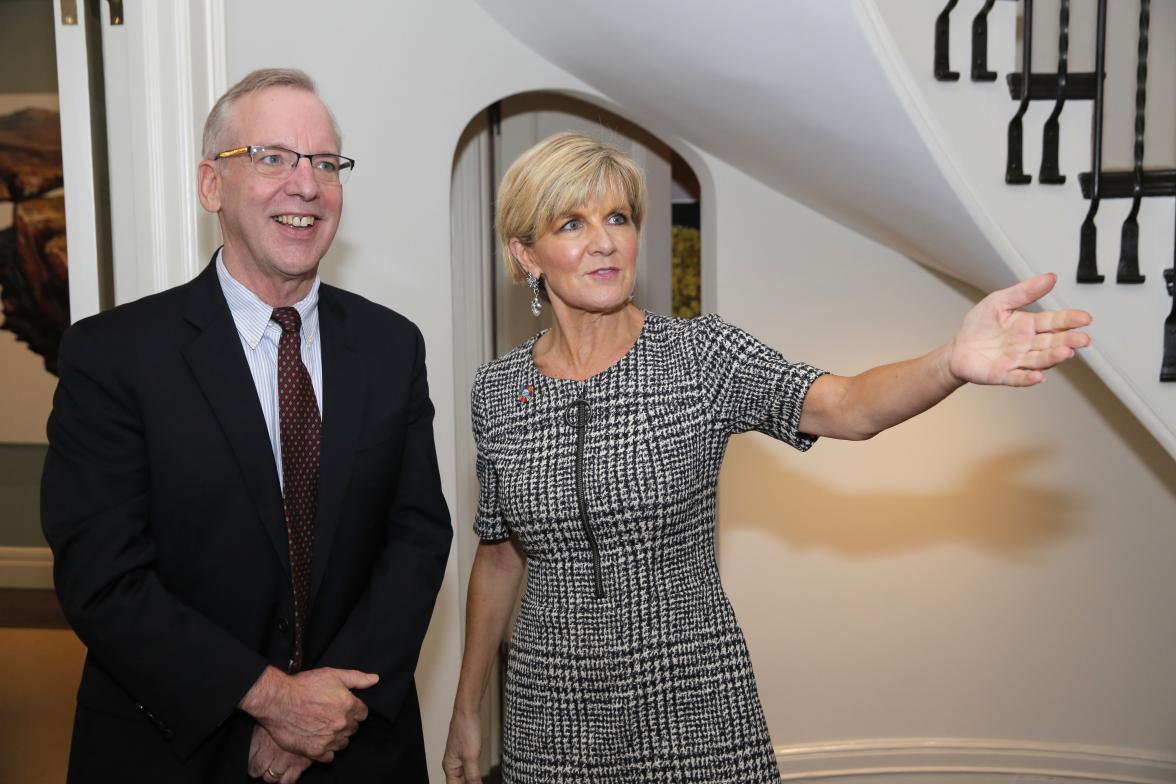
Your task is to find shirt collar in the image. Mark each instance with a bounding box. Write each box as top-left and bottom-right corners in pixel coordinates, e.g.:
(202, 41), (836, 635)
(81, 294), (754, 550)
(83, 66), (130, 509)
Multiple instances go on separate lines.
(215, 248), (320, 350)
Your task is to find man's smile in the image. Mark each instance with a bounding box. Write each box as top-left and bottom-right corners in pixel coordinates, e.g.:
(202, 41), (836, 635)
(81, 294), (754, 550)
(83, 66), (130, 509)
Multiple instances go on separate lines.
(273, 214), (317, 228)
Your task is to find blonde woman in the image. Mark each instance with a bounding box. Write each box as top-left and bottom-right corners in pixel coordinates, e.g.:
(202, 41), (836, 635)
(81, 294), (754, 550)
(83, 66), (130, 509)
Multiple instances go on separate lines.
(442, 132), (1090, 783)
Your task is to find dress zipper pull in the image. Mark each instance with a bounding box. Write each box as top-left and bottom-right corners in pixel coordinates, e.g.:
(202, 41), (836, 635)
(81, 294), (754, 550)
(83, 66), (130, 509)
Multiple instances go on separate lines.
(568, 396), (605, 599)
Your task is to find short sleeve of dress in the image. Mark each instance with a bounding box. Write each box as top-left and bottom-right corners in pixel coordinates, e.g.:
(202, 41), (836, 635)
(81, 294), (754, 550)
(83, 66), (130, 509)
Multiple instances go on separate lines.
(688, 314), (827, 451)
(471, 365), (510, 542)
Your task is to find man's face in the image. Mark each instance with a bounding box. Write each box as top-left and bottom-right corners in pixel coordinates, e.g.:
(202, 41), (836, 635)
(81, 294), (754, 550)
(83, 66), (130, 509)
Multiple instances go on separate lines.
(199, 87), (343, 289)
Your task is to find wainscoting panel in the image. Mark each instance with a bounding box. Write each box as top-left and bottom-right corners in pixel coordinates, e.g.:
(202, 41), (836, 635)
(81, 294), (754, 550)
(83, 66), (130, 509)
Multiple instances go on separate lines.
(0, 547), (52, 589)
(776, 738), (1176, 784)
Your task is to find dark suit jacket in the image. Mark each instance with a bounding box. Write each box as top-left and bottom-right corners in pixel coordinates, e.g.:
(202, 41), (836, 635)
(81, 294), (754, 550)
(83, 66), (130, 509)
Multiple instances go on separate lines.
(41, 259), (452, 782)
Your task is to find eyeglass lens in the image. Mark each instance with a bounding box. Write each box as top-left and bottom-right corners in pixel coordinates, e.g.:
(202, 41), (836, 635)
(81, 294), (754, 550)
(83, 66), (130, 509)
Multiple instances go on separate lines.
(251, 147), (352, 184)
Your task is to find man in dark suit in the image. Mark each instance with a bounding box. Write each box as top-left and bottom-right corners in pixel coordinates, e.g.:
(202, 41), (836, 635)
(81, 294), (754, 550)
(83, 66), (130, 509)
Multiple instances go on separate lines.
(41, 68), (452, 783)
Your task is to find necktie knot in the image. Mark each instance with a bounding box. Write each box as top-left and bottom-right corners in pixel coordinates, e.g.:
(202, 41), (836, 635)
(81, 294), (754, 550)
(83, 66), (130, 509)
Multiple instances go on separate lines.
(271, 306), (301, 335)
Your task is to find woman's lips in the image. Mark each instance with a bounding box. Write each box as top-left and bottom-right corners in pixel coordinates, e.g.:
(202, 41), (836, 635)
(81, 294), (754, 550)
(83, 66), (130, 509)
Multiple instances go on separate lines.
(588, 268), (620, 279)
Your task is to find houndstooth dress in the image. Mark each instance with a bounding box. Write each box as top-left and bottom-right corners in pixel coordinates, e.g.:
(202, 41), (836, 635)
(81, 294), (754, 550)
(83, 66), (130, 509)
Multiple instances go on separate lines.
(472, 312), (825, 783)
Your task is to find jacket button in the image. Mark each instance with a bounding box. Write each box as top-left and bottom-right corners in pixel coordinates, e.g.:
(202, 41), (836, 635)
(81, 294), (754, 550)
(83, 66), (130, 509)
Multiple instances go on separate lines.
(277, 617), (289, 633)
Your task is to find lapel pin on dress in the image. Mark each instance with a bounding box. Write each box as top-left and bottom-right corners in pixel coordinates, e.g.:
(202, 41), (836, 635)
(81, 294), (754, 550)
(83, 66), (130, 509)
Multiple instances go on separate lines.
(516, 383), (536, 404)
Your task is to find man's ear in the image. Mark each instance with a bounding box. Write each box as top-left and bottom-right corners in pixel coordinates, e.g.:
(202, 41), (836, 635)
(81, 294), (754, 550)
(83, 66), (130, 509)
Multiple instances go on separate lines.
(197, 159), (222, 213)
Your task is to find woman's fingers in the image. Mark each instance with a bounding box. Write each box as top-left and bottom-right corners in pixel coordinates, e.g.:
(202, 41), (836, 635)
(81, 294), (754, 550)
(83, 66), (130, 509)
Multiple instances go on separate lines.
(998, 273), (1057, 311)
(1020, 346), (1077, 371)
(1002, 368), (1047, 387)
(442, 754), (481, 784)
(1030, 330), (1092, 351)
(1032, 308), (1093, 333)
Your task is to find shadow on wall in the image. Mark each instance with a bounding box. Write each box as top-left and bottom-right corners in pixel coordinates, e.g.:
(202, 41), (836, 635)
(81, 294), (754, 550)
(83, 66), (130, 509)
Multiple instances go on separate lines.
(719, 327), (1176, 561)
(721, 438), (1079, 562)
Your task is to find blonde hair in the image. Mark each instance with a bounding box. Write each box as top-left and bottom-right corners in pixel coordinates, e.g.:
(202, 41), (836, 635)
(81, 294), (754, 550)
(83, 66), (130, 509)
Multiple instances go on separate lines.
(201, 68), (341, 159)
(496, 132), (646, 282)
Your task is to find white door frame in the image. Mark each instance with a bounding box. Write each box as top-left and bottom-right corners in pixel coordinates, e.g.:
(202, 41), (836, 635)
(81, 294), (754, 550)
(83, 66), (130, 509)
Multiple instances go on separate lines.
(99, 0), (226, 305)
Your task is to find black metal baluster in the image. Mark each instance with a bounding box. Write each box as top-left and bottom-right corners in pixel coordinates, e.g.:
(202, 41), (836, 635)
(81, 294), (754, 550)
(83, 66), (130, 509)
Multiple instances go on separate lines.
(1162, 185), (1176, 381)
(935, 0), (961, 81)
(1077, 0), (1108, 283)
(1007, 0), (1033, 184)
(971, 0), (998, 81)
(1163, 265), (1175, 381)
(1118, 0), (1150, 284)
(1040, 0), (1070, 184)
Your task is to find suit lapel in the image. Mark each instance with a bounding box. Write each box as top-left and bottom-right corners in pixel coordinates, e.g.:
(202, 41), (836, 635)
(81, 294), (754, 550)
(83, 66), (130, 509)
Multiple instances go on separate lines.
(310, 286), (365, 602)
(180, 260), (290, 578)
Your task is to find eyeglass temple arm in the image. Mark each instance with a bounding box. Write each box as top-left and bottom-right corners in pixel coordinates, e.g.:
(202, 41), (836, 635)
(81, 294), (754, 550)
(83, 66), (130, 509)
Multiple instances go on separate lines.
(214, 146), (250, 160)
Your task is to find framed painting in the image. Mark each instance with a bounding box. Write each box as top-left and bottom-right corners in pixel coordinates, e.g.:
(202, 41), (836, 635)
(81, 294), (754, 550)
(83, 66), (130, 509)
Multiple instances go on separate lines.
(0, 93), (66, 446)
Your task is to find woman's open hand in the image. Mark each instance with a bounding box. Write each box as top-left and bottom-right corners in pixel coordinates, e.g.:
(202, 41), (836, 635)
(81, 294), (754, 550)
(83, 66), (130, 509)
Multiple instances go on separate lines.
(948, 273), (1092, 387)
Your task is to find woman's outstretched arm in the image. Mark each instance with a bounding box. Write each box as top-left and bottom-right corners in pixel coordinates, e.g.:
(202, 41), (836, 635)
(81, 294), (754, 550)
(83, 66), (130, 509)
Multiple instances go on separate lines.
(798, 273), (1092, 441)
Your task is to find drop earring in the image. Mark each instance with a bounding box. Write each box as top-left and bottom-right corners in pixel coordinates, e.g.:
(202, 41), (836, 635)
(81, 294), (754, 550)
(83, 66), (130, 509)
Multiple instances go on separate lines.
(525, 272), (542, 317)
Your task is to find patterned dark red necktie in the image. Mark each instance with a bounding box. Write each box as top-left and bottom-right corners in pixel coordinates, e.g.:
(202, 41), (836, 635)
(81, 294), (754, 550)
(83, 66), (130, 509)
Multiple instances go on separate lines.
(271, 306), (320, 672)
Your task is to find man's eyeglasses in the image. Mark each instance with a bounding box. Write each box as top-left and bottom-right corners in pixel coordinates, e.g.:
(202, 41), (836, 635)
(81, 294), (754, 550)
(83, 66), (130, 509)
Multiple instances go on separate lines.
(213, 145), (355, 185)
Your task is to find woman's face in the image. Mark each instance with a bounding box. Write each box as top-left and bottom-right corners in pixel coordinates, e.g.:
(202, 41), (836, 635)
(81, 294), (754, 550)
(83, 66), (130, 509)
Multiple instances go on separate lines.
(513, 189), (638, 317)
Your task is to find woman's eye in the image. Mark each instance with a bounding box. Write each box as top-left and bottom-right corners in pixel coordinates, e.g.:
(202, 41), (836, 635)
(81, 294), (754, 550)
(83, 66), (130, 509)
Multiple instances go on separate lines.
(559, 218), (582, 232)
(608, 212), (628, 225)
(259, 154), (284, 166)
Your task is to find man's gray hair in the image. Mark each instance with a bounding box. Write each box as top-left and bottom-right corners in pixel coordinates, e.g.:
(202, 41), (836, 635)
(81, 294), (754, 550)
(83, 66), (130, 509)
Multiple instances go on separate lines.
(201, 67), (342, 159)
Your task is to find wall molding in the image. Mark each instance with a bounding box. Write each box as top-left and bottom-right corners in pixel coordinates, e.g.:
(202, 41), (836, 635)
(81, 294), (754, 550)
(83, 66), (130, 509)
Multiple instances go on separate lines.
(776, 738), (1176, 784)
(0, 547), (53, 589)
(104, 0), (225, 306)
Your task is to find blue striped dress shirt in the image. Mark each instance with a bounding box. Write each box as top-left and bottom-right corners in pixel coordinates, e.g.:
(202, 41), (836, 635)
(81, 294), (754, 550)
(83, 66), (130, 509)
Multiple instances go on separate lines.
(215, 251), (323, 490)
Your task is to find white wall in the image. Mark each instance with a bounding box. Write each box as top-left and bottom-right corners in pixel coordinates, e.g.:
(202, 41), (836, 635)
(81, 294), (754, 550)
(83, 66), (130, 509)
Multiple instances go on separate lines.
(704, 149), (1176, 776)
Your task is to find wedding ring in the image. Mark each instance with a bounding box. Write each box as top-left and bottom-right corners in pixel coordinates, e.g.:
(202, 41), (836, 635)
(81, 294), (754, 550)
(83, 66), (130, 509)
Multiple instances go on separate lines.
(263, 768), (280, 782)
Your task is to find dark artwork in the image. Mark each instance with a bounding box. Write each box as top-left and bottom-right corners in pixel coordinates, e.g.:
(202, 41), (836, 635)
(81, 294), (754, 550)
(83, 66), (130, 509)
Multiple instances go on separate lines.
(0, 107), (68, 375)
